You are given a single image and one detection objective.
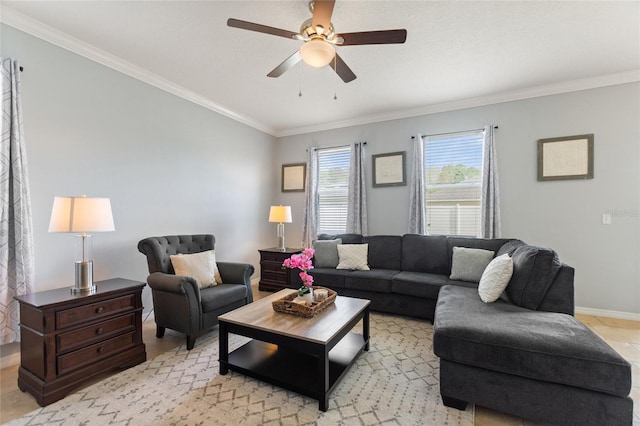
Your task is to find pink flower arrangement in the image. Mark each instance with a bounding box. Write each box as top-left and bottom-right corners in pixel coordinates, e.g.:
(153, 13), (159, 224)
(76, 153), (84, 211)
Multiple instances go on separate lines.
(283, 248), (315, 296)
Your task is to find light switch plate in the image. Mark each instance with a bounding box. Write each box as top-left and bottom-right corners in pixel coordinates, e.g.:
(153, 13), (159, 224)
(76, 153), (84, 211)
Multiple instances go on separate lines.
(602, 213), (612, 225)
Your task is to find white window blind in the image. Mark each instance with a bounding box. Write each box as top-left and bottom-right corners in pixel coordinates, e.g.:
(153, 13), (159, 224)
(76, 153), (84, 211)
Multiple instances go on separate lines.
(317, 146), (351, 234)
(424, 130), (484, 236)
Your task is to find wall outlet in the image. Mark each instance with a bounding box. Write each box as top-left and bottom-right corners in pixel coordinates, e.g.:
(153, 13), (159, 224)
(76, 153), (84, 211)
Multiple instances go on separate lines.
(602, 213), (612, 225)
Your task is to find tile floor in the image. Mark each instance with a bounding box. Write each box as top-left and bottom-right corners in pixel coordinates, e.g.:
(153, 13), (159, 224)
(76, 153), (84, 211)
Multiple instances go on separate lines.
(1, 285), (638, 425)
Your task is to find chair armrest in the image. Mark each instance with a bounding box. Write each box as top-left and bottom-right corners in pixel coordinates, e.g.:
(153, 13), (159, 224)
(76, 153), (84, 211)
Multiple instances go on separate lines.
(217, 262), (255, 285)
(147, 272), (200, 299)
(218, 262), (255, 303)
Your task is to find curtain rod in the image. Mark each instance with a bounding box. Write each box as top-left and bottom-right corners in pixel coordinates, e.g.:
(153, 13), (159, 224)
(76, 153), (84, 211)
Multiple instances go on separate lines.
(411, 126), (498, 139)
(307, 142), (367, 151)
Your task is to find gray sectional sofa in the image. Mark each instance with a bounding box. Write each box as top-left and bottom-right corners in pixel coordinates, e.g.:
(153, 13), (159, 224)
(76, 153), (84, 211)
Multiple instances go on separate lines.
(309, 233), (633, 425)
(310, 233), (573, 320)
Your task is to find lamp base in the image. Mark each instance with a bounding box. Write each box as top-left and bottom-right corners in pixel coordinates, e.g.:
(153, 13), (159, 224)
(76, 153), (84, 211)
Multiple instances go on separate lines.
(73, 260), (96, 294)
(276, 222), (286, 251)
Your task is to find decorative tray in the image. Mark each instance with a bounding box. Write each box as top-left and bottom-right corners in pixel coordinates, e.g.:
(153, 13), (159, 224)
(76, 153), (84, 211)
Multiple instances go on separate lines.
(272, 287), (337, 318)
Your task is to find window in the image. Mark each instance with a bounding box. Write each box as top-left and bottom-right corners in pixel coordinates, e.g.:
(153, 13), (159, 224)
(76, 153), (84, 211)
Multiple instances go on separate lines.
(317, 146), (350, 234)
(424, 130), (484, 236)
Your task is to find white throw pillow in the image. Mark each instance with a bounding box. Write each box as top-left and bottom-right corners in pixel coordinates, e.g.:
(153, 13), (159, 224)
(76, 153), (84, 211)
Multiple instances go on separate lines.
(336, 244), (370, 271)
(478, 254), (514, 303)
(449, 247), (495, 283)
(170, 250), (221, 289)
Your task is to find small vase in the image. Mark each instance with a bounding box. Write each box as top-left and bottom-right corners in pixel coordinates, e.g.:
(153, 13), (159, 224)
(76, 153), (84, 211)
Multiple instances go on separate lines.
(301, 287), (314, 306)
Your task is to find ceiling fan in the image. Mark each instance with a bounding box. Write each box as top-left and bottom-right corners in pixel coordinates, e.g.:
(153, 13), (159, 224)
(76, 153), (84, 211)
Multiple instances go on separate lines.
(227, 0), (407, 83)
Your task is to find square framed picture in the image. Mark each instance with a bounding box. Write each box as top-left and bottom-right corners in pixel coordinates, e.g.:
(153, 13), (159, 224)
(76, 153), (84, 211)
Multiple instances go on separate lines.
(372, 151), (406, 187)
(282, 163), (306, 192)
(537, 134), (594, 181)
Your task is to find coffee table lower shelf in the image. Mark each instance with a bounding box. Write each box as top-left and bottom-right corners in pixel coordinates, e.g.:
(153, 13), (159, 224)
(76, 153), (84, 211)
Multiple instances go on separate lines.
(222, 332), (367, 411)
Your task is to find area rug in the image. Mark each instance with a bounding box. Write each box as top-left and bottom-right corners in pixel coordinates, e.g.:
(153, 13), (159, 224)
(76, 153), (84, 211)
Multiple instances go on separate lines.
(7, 313), (473, 425)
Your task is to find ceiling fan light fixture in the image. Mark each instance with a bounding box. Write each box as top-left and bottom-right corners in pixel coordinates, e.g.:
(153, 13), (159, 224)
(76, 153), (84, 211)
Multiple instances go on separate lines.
(300, 39), (335, 67)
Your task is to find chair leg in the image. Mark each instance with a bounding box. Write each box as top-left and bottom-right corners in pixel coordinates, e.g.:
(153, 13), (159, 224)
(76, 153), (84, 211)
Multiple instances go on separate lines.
(186, 335), (196, 350)
(156, 325), (165, 338)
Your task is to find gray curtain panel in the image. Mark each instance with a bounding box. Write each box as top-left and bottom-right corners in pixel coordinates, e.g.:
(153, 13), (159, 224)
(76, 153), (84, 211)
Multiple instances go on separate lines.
(408, 134), (427, 234)
(0, 57), (35, 344)
(346, 142), (368, 235)
(481, 125), (501, 238)
(301, 147), (318, 248)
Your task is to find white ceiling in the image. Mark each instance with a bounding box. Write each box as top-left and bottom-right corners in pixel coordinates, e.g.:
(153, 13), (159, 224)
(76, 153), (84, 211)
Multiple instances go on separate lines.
(2, 1), (639, 137)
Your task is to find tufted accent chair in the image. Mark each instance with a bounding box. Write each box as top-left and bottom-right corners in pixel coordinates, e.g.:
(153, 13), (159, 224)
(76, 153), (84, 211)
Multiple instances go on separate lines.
(137, 235), (254, 350)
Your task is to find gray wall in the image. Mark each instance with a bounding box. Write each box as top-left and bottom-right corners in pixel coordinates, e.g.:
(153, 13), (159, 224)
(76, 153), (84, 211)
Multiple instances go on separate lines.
(276, 83), (640, 315)
(1, 24), (276, 307)
(2, 24), (638, 318)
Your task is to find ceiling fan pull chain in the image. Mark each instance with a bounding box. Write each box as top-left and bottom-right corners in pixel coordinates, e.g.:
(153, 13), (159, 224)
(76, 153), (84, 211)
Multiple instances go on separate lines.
(298, 62), (303, 98)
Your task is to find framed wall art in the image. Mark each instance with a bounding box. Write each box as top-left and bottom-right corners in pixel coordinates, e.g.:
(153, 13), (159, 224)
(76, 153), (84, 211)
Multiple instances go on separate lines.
(372, 151), (406, 187)
(281, 163), (306, 192)
(537, 134), (594, 181)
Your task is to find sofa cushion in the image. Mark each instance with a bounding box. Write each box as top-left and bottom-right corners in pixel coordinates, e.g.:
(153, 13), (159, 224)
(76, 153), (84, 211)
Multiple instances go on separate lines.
(313, 238), (342, 268)
(496, 239), (526, 257)
(478, 254), (514, 303)
(401, 234), (449, 274)
(200, 283), (247, 312)
(434, 285), (632, 397)
(337, 244), (370, 270)
(317, 233), (363, 244)
(344, 269), (398, 293)
(308, 268), (348, 289)
(506, 245), (562, 310)
(449, 247), (495, 283)
(364, 235), (402, 270)
(392, 272), (450, 299)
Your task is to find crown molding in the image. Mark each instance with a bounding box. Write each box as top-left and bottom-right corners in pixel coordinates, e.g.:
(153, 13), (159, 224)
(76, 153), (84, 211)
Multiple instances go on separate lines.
(276, 69), (640, 137)
(0, 7), (278, 137)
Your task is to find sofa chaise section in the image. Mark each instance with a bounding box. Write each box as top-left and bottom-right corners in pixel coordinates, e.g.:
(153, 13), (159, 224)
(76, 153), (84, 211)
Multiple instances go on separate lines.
(434, 285), (633, 425)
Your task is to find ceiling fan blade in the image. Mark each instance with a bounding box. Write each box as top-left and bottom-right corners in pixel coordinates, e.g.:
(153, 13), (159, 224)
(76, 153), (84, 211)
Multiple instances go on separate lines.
(312, 0), (336, 30)
(227, 18), (299, 40)
(339, 29), (407, 46)
(267, 51), (303, 78)
(330, 53), (356, 83)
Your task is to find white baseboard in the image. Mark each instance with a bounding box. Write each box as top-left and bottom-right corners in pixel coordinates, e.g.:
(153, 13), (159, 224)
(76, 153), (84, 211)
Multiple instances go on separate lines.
(575, 306), (640, 322)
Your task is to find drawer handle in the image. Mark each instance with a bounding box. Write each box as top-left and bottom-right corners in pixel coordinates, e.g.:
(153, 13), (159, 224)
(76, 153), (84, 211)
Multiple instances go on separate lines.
(97, 347), (105, 354)
(96, 328), (104, 335)
(95, 307), (104, 314)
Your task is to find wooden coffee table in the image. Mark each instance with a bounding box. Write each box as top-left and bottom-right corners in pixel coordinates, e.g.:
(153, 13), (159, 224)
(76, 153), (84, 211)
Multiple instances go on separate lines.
(218, 289), (370, 411)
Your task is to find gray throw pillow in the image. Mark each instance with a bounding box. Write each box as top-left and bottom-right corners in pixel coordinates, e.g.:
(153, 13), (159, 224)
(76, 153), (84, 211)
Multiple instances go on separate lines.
(313, 238), (342, 268)
(449, 247), (495, 283)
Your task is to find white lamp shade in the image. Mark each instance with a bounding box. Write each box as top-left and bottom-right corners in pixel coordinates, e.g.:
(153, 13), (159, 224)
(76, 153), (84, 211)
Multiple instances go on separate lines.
(49, 196), (115, 233)
(300, 39), (335, 67)
(268, 205), (292, 223)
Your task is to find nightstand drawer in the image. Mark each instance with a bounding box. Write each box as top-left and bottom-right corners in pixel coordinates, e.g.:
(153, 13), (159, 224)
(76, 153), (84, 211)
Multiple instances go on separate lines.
(261, 262), (287, 273)
(57, 331), (136, 376)
(57, 294), (135, 329)
(261, 252), (289, 262)
(262, 270), (288, 283)
(57, 314), (136, 353)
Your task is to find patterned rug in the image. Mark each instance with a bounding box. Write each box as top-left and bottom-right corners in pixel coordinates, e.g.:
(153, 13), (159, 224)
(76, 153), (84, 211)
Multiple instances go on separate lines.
(7, 313), (473, 425)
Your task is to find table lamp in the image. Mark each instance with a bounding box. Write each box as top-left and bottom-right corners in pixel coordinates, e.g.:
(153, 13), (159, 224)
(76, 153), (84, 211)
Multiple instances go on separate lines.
(268, 205), (292, 251)
(48, 195), (115, 294)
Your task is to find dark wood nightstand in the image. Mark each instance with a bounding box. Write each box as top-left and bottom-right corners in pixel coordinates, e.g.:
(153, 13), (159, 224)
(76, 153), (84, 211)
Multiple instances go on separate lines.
(14, 278), (147, 406)
(258, 248), (303, 291)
